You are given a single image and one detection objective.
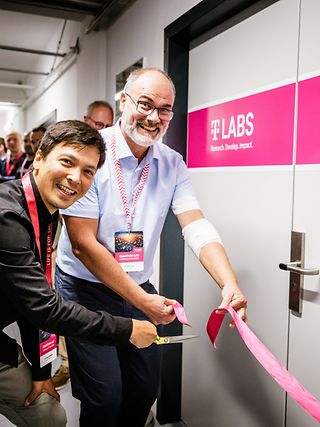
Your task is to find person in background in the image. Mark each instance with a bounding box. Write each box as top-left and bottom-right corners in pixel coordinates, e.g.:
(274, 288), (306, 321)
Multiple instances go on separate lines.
(23, 131), (31, 146)
(20, 132), (34, 178)
(0, 137), (7, 161)
(52, 102), (114, 391)
(0, 131), (26, 183)
(84, 100), (114, 130)
(30, 126), (46, 151)
(0, 120), (157, 427)
(20, 126), (47, 178)
(55, 68), (247, 427)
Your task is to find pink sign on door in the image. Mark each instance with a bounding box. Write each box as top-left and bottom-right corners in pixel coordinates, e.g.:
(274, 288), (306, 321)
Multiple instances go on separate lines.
(187, 84), (296, 168)
(296, 75), (320, 165)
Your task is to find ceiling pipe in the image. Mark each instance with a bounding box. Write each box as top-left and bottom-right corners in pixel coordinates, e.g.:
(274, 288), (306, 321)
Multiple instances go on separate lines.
(20, 38), (80, 110)
(0, 44), (66, 57)
(0, 67), (49, 76)
(0, 82), (34, 89)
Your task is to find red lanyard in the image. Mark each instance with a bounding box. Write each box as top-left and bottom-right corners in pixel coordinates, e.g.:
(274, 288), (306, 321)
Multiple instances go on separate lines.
(6, 151), (24, 176)
(22, 172), (53, 288)
(110, 131), (150, 232)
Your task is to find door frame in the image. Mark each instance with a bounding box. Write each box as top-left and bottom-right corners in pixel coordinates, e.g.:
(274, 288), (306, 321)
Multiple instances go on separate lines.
(158, 0), (279, 424)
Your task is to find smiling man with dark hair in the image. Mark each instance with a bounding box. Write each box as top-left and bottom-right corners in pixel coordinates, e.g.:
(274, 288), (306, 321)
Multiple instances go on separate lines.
(0, 120), (157, 427)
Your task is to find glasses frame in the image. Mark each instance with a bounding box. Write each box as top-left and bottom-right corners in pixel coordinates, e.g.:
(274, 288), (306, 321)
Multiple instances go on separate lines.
(125, 92), (174, 121)
(86, 116), (112, 130)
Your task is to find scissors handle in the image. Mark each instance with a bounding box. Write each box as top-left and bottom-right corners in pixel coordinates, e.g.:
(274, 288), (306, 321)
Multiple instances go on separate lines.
(155, 336), (170, 345)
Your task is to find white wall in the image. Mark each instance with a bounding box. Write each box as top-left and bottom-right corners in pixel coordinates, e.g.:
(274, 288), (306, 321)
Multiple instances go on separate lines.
(105, 0), (202, 102)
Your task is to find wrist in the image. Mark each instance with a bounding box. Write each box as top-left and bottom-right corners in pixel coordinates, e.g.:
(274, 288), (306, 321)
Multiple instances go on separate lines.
(124, 280), (149, 311)
(221, 282), (241, 292)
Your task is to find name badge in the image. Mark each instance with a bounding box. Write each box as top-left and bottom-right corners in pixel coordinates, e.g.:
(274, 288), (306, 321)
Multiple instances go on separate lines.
(39, 329), (57, 368)
(114, 231), (144, 272)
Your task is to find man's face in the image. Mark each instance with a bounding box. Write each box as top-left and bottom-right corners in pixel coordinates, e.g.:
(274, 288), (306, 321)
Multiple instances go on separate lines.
(84, 106), (113, 130)
(5, 132), (22, 156)
(0, 143), (6, 157)
(24, 140), (34, 156)
(120, 71), (175, 148)
(33, 143), (100, 214)
(31, 130), (45, 152)
(24, 133), (34, 156)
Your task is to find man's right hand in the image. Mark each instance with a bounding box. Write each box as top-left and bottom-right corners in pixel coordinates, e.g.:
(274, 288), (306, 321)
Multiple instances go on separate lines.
(129, 319), (158, 348)
(139, 294), (177, 325)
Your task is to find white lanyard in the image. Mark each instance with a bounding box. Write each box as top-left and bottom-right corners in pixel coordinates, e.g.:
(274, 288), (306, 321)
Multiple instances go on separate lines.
(110, 131), (150, 232)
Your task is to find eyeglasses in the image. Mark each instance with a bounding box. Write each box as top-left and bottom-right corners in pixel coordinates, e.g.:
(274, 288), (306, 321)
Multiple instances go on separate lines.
(86, 116), (112, 130)
(125, 92), (174, 121)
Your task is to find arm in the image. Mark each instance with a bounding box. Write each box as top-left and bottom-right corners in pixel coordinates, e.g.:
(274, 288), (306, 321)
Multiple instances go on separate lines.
(63, 215), (176, 325)
(0, 211), (155, 347)
(177, 209), (247, 324)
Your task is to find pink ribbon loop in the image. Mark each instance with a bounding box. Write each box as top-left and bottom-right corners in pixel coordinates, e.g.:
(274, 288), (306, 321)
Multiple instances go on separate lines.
(173, 301), (191, 327)
(207, 305), (320, 423)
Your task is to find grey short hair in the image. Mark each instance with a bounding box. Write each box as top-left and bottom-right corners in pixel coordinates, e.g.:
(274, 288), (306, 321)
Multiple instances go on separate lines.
(87, 100), (114, 118)
(124, 67), (176, 96)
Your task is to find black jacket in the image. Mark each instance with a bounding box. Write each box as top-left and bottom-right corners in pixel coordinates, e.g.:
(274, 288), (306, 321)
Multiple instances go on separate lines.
(0, 175), (132, 380)
(0, 153), (27, 183)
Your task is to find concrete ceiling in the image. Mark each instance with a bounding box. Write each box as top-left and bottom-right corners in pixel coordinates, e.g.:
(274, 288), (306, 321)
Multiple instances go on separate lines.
(0, 0), (136, 108)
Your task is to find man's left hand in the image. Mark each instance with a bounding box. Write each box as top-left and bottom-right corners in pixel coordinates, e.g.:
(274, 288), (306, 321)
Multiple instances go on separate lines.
(24, 379), (60, 406)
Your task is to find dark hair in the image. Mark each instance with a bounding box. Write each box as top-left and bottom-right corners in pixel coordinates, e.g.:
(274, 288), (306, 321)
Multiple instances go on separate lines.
(39, 120), (106, 169)
(32, 125), (47, 133)
(87, 100), (114, 118)
(0, 137), (7, 153)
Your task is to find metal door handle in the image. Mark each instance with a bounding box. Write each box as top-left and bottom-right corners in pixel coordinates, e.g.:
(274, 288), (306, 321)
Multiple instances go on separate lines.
(279, 261), (319, 276)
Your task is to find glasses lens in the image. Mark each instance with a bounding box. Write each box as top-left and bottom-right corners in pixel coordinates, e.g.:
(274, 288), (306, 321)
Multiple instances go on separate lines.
(158, 109), (173, 120)
(135, 99), (173, 121)
(95, 121), (104, 130)
(136, 101), (154, 115)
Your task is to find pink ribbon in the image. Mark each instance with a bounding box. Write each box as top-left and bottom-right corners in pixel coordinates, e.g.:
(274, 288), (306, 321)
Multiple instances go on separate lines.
(207, 305), (320, 423)
(173, 301), (191, 326)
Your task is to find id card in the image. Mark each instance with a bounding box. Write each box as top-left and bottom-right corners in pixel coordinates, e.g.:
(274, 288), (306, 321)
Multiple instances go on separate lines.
(39, 329), (57, 368)
(114, 231), (144, 272)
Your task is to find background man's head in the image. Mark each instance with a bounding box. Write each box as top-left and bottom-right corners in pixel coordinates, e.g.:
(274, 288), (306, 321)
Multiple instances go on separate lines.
(120, 68), (175, 148)
(84, 101), (114, 130)
(0, 137), (7, 157)
(31, 126), (46, 153)
(23, 132), (34, 157)
(5, 131), (23, 157)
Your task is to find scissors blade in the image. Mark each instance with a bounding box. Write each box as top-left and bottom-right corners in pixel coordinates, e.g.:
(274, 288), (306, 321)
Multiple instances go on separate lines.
(155, 335), (199, 345)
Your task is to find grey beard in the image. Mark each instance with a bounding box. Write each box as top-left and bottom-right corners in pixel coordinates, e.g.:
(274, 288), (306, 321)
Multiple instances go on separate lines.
(123, 122), (162, 147)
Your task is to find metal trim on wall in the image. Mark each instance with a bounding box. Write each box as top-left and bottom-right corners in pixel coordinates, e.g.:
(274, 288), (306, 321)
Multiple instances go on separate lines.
(158, 0), (279, 424)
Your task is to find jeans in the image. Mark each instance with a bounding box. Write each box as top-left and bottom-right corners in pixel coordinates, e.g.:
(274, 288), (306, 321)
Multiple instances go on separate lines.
(55, 266), (160, 427)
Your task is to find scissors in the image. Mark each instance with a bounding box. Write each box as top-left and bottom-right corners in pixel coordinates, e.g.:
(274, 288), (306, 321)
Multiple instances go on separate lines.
(155, 335), (199, 345)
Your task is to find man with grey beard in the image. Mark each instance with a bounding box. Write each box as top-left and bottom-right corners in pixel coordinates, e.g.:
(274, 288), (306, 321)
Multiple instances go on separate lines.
(55, 67), (247, 427)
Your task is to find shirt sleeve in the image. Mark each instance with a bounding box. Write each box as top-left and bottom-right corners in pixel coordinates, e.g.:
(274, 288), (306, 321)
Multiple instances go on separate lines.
(171, 156), (198, 207)
(17, 318), (52, 381)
